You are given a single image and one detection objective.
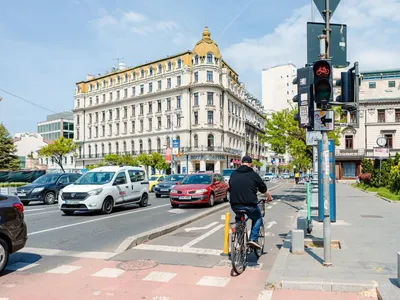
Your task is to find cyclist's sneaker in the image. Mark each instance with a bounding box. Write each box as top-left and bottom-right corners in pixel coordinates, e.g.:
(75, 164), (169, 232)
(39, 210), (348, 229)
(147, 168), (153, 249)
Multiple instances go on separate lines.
(247, 240), (261, 249)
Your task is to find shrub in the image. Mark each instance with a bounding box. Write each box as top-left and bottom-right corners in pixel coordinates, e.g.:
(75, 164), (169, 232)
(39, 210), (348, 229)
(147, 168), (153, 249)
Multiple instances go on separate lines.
(388, 163), (400, 194)
(358, 173), (371, 184)
(361, 158), (374, 174)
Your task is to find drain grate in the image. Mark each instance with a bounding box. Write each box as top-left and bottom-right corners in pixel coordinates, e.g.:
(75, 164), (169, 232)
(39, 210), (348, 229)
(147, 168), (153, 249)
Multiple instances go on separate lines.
(360, 215), (383, 218)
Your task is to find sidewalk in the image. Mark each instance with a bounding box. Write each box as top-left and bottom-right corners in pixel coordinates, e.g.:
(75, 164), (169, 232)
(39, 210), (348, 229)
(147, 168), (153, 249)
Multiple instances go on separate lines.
(266, 183), (400, 300)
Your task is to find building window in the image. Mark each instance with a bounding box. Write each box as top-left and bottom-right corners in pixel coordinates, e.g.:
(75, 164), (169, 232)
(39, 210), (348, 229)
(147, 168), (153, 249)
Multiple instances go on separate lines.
(167, 62), (172, 71)
(140, 120), (143, 132)
(141, 69), (144, 78)
(109, 110), (112, 120)
(115, 142), (120, 154)
(124, 88), (127, 98)
(219, 94), (223, 108)
(116, 108), (120, 119)
(176, 114), (181, 127)
(207, 111), (214, 124)
(194, 72), (198, 82)
(116, 90), (120, 100)
(166, 137), (170, 147)
(207, 92), (214, 105)
(140, 104), (144, 115)
(123, 107), (127, 118)
(395, 109), (400, 122)
(96, 95), (99, 104)
(158, 117), (162, 129)
(194, 55), (199, 65)
(157, 138), (161, 152)
(148, 102), (152, 114)
(140, 84), (144, 94)
(108, 124), (112, 136)
(132, 87), (136, 96)
(131, 121), (135, 133)
(148, 118), (152, 130)
(388, 81), (396, 88)
(194, 111), (198, 125)
(207, 71), (213, 82)
(167, 98), (171, 110)
(158, 80), (162, 90)
(194, 134), (198, 148)
(102, 94), (105, 102)
(149, 82), (153, 93)
(378, 109), (385, 123)
(167, 116), (171, 128)
(385, 134), (393, 149)
(123, 122), (127, 134)
(89, 97), (92, 106)
(149, 67), (153, 76)
(102, 125), (105, 136)
(177, 59), (182, 69)
(167, 78), (171, 89)
(345, 135), (353, 149)
(176, 96), (181, 109)
(194, 93), (199, 106)
(207, 53), (213, 64)
(158, 64), (162, 74)
(207, 134), (214, 149)
(177, 75), (181, 86)
(369, 82), (376, 89)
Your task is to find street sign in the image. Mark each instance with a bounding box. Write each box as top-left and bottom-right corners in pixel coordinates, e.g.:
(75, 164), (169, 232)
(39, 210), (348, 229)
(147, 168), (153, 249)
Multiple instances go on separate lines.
(313, 0), (341, 21)
(165, 147), (172, 163)
(172, 139), (180, 155)
(306, 131), (322, 146)
(373, 147), (389, 158)
(314, 110), (334, 131)
(307, 22), (347, 67)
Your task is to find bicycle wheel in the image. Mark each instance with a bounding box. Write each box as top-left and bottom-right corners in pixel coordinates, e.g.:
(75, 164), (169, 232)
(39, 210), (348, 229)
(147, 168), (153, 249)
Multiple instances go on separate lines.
(231, 224), (248, 274)
(254, 223), (265, 258)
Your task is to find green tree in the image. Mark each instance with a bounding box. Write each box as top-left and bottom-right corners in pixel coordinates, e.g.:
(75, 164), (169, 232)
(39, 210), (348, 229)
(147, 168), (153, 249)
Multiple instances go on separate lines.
(103, 154), (121, 165)
(389, 163), (400, 194)
(0, 124), (20, 170)
(361, 158), (373, 174)
(137, 153), (152, 171)
(149, 152), (169, 172)
(39, 137), (77, 173)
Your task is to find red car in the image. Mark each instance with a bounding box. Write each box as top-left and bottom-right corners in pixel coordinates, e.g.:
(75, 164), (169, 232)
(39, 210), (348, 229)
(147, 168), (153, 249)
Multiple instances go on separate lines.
(169, 173), (229, 208)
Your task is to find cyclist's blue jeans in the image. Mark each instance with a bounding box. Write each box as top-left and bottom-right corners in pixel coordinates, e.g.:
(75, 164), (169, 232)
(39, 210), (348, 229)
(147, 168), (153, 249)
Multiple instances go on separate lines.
(232, 205), (262, 241)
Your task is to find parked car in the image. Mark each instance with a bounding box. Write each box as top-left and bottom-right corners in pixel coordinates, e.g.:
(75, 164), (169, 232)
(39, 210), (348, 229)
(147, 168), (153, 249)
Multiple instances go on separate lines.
(222, 168), (236, 183)
(169, 173), (229, 208)
(263, 173), (274, 181)
(0, 194), (28, 273)
(16, 173), (82, 205)
(153, 174), (187, 198)
(281, 173), (290, 179)
(148, 175), (167, 192)
(58, 166), (149, 215)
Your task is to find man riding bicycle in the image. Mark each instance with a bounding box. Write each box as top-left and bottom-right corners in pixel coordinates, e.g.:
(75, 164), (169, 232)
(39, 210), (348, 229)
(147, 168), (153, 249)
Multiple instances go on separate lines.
(229, 155), (272, 249)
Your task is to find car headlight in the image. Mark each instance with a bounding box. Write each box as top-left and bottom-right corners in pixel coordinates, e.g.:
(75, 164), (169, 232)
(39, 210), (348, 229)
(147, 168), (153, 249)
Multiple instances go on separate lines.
(171, 189), (178, 193)
(195, 189), (208, 194)
(32, 187), (45, 193)
(88, 188), (103, 196)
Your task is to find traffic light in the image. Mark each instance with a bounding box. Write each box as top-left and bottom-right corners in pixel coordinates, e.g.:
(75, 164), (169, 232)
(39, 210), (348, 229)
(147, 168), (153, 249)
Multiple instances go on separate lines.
(336, 67), (355, 104)
(293, 66), (314, 129)
(312, 60), (333, 105)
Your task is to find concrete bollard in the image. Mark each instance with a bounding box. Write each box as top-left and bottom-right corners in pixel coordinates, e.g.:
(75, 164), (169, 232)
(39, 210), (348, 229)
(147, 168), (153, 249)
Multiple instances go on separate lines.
(398, 252), (400, 287)
(297, 217), (307, 237)
(291, 230), (305, 254)
(299, 209), (307, 218)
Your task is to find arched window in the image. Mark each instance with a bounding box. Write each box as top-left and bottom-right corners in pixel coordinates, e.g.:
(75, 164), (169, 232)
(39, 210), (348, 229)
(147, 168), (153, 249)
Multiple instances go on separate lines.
(96, 82), (99, 89)
(167, 61), (172, 71)
(131, 140), (135, 154)
(94, 144), (98, 157)
(207, 134), (214, 150)
(194, 134), (198, 148)
(141, 69), (144, 78)
(158, 64), (162, 73)
(149, 67), (153, 76)
(176, 135), (180, 152)
(89, 84), (93, 92)
(139, 139), (143, 153)
(117, 76), (120, 84)
(132, 72), (136, 80)
(88, 145), (92, 158)
(124, 74), (128, 82)
(109, 78), (113, 86)
(108, 143), (112, 154)
(102, 80), (106, 88)
(101, 143), (104, 156)
(116, 142), (119, 154)
(123, 141), (127, 153)
(177, 59), (182, 69)
(166, 136), (170, 147)
(157, 138), (161, 152)
(194, 55), (199, 65)
(207, 53), (213, 64)
(148, 138), (152, 153)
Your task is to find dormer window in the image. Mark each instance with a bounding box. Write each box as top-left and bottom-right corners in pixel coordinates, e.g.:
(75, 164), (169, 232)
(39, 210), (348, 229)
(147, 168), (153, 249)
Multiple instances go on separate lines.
(124, 74), (128, 82)
(102, 80), (106, 88)
(194, 55), (199, 65)
(132, 72), (136, 80)
(177, 59), (182, 69)
(117, 76), (120, 84)
(158, 64), (162, 73)
(96, 82), (99, 90)
(109, 78), (113, 86)
(89, 84), (93, 92)
(167, 61), (172, 71)
(141, 69), (145, 78)
(149, 67), (153, 76)
(207, 53), (213, 64)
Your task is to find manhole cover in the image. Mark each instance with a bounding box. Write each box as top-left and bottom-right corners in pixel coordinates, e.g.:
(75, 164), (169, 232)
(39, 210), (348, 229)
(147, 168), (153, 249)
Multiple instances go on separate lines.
(118, 259), (158, 271)
(360, 215), (383, 218)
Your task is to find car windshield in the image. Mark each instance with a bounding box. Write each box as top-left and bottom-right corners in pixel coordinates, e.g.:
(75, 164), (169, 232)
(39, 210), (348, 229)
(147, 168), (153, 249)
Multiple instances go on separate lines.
(165, 175), (185, 182)
(149, 176), (159, 181)
(266, 173), (273, 176)
(74, 172), (115, 185)
(33, 174), (60, 184)
(222, 169), (235, 177)
(181, 174), (212, 185)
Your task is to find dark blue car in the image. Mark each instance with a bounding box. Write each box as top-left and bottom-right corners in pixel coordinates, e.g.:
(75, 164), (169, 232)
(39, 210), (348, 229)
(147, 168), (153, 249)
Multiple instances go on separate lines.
(153, 174), (187, 198)
(16, 173), (82, 205)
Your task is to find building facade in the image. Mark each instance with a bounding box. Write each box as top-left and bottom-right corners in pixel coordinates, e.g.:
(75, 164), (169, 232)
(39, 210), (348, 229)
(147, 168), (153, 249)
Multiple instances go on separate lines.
(73, 27), (266, 173)
(335, 69), (400, 179)
(37, 111), (74, 140)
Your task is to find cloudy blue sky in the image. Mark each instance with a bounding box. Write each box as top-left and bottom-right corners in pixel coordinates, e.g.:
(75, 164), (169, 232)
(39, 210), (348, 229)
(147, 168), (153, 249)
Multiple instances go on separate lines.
(1, 0), (400, 134)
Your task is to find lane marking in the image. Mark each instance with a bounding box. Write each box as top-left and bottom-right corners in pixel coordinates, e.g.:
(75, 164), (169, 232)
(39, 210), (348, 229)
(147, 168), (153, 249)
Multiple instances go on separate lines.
(184, 221), (219, 232)
(266, 221), (277, 229)
(258, 290), (273, 300)
(143, 271), (177, 283)
(221, 214), (225, 220)
(46, 265), (82, 274)
(24, 208), (47, 212)
(23, 247), (117, 259)
(182, 224), (224, 248)
(27, 203), (171, 236)
(167, 209), (185, 214)
(134, 244), (222, 256)
(267, 206), (272, 209)
(197, 276), (231, 287)
(272, 202), (277, 205)
(92, 268), (125, 278)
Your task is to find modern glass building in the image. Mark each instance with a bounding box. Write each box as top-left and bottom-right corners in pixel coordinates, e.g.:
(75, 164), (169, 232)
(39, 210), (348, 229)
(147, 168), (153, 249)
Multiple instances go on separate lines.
(37, 111), (74, 140)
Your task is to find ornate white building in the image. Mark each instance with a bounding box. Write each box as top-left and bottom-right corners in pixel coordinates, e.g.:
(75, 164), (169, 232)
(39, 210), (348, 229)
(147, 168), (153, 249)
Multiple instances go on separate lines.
(73, 27), (266, 173)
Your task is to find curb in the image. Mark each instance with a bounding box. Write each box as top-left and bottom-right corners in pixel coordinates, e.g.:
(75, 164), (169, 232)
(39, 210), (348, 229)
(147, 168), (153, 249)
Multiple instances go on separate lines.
(277, 279), (378, 293)
(353, 186), (399, 204)
(114, 183), (283, 254)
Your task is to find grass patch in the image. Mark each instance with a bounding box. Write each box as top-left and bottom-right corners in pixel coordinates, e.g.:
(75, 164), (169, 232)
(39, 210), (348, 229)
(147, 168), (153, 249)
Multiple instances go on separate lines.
(352, 183), (400, 201)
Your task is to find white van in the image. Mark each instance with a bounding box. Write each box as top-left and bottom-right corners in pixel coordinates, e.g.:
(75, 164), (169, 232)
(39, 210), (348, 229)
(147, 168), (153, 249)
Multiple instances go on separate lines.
(58, 166), (149, 215)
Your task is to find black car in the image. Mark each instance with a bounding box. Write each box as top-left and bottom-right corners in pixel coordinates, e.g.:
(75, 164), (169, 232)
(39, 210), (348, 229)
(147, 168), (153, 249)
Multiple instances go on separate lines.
(0, 194), (27, 273)
(153, 174), (187, 198)
(16, 173), (82, 205)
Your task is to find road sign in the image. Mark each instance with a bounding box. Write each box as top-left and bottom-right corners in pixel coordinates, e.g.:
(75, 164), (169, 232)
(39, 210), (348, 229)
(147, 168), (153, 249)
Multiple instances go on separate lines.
(373, 147), (389, 158)
(165, 147), (172, 163)
(313, 0), (341, 21)
(314, 110), (334, 131)
(172, 139), (180, 155)
(307, 22), (347, 67)
(306, 131), (322, 146)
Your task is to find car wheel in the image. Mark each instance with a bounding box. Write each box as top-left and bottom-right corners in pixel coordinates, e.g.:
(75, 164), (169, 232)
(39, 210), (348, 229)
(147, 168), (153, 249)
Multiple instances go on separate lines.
(155, 193), (161, 198)
(0, 238), (9, 273)
(62, 210), (75, 215)
(101, 197), (113, 214)
(44, 192), (56, 205)
(208, 193), (215, 207)
(171, 203), (179, 208)
(139, 193), (148, 207)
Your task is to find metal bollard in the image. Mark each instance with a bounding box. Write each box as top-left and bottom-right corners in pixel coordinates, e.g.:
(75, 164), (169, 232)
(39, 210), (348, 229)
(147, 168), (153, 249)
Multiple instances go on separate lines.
(221, 212), (230, 256)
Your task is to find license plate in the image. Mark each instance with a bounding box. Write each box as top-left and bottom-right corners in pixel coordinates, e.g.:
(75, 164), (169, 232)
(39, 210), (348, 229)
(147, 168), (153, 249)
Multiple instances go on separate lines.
(179, 196), (191, 200)
(160, 189), (169, 192)
(65, 200), (80, 204)
(17, 193), (26, 197)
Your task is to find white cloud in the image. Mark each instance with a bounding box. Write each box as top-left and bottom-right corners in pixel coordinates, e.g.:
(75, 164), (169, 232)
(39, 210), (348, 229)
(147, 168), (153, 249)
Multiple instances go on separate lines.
(223, 0), (400, 95)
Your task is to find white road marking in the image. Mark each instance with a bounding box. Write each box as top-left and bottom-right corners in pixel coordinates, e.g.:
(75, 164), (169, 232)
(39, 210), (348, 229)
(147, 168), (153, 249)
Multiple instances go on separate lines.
(258, 290), (273, 300)
(143, 271), (177, 283)
(266, 221), (277, 229)
(218, 260), (264, 269)
(265, 232), (275, 237)
(6, 262), (39, 272)
(92, 268), (125, 278)
(184, 221), (219, 232)
(167, 209), (185, 214)
(134, 244), (222, 256)
(28, 203), (171, 236)
(46, 265), (82, 274)
(182, 224), (224, 248)
(23, 247), (116, 259)
(24, 208), (47, 212)
(153, 297), (170, 300)
(267, 206), (272, 209)
(196, 276), (231, 287)
(0, 298), (9, 300)
(221, 214), (225, 220)
(272, 202), (277, 205)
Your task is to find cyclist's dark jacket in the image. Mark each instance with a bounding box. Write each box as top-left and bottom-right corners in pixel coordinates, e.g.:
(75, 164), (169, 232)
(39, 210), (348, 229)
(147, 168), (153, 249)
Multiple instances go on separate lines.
(229, 165), (267, 207)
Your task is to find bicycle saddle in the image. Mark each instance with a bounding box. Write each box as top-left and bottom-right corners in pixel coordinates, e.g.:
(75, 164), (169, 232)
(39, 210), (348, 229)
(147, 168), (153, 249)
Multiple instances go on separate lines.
(235, 210), (247, 214)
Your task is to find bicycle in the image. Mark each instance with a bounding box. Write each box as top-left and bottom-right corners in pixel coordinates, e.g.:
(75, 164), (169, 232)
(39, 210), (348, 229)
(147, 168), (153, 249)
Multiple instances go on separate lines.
(230, 198), (267, 275)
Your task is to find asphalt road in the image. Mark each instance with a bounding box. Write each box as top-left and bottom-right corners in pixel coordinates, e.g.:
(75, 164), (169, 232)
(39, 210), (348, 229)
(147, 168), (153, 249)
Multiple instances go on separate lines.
(23, 180), (281, 254)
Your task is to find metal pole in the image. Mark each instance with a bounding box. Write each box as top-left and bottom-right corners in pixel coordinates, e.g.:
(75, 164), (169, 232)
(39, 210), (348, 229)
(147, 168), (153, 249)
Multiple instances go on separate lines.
(171, 115), (174, 175)
(325, 0), (331, 59)
(311, 145), (319, 208)
(379, 159), (382, 187)
(311, 0), (315, 21)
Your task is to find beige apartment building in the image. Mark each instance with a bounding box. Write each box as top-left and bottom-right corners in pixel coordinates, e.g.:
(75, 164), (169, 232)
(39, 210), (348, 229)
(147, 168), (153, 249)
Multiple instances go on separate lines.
(73, 27), (266, 173)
